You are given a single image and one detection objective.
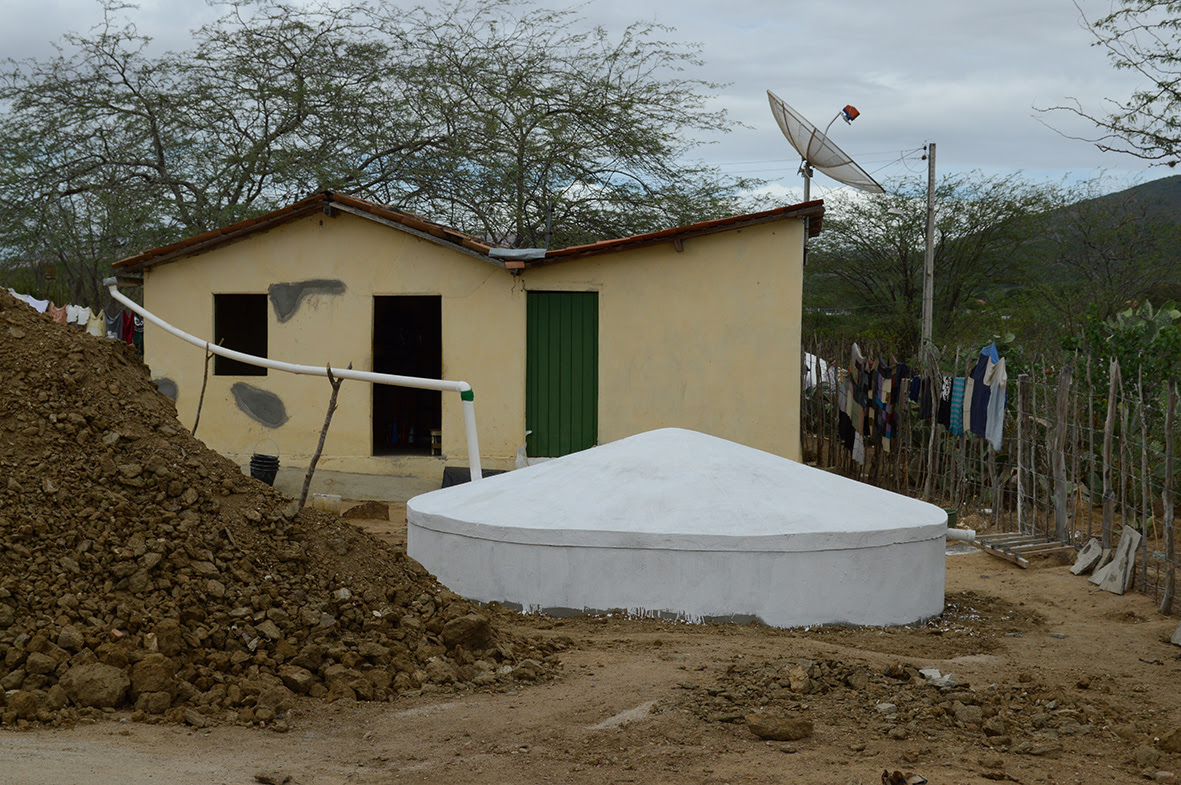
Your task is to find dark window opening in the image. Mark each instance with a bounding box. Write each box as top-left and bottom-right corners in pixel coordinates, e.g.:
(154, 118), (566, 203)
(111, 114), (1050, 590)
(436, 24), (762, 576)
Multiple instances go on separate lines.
(372, 296), (442, 455)
(214, 294), (268, 376)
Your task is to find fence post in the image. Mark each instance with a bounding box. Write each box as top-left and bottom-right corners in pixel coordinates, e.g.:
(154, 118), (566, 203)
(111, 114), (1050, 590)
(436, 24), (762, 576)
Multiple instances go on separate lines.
(1017, 373), (1030, 534)
(1052, 364), (1072, 542)
(1102, 357), (1121, 550)
(1138, 368), (1151, 592)
(1161, 379), (1176, 615)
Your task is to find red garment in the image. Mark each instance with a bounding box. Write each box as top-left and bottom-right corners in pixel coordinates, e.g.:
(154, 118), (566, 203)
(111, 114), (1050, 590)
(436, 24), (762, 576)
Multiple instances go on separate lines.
(122, 310), (135, 344)
(48, 303), (68, 324)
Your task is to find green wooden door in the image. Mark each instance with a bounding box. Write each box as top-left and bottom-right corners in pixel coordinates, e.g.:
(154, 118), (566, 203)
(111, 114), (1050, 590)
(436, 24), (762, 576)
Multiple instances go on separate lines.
(526, 291), (598, 457)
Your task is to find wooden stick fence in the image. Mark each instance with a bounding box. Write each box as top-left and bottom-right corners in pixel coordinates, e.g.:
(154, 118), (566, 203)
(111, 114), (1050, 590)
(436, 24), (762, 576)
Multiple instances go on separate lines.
(801, 342), (1179, 609)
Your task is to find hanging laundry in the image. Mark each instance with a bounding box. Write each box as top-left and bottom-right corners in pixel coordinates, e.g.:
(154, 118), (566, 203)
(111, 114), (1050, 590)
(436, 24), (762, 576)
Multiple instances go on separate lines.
(48, 302), (68, 324)
(968, 344), (997, 438)
(106, 308), (124, 341)
(852, 431), (866, 465)
(937, 376), (952, 428)
(121, 310), (135, 345)
(26, 295), (49, 313)
(984, 356), (1007, 450)
(132, 315), (144, 354)
(74, 306), (92, 329)
(882, 363), (908, 453)
(87, 309), (106, 337)
(949, 377), (966, 436)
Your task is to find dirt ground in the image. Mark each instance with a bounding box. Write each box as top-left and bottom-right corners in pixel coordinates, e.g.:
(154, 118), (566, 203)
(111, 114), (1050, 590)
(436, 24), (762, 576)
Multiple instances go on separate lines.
(3, 505), (1180, 785)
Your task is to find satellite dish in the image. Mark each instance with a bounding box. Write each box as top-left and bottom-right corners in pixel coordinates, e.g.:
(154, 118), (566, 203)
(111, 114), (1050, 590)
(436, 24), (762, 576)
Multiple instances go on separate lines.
(767, 90), (885, 199)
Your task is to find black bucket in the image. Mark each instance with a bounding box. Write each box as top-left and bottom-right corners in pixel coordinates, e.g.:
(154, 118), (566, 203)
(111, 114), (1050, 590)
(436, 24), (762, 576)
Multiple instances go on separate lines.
(249, 453), (280, 486)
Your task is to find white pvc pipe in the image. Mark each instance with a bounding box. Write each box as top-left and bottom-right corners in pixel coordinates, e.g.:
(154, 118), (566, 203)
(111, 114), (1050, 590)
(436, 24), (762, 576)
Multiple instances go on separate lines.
(946, 528), (976, 542)
(105, 278), (483, 481)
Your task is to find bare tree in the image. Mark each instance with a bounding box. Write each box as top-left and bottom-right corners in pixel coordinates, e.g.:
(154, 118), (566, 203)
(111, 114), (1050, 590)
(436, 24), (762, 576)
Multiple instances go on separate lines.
(1043, 0), (1181, 165)
(0, 0), (756, 305)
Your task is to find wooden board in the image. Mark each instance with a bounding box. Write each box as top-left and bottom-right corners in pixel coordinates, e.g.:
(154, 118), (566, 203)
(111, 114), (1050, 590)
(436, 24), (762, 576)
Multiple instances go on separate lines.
(971, 533), (1075, 569)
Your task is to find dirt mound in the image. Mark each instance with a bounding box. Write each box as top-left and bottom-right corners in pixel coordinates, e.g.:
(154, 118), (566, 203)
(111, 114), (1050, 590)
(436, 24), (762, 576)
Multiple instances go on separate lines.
(0, 294), (559, 729)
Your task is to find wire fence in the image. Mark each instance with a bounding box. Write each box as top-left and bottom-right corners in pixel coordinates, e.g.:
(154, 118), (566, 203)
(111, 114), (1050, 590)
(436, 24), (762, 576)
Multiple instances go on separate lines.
(801, 340), (1178, 613)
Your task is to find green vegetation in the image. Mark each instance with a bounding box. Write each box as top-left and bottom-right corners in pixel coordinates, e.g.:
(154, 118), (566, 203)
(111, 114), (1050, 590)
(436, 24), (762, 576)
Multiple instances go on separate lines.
(804, 174), (1181, 360)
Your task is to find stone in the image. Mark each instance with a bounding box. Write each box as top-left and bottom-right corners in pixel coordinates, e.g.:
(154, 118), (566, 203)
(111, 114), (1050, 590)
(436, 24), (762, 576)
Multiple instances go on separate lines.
(131, 653), (177, 697)
(1135, 745), (1162, 768)
(1070, 538), (1103, 575)
(24, 652), (57, 675)
(982, 716), (1007, 737)
(511, 659), (542, 682)
(1160, 728), (1181, 754)
(135, 691), (173, 714)
(1013, 739), (1062, 756)
(442, 613), (492, 650)
(183, 707), (208, 728)
(256, 620), (282, 641)
(954, 703), (983, 726)
(844, 668), (869, 691)
(1171, 623), (1181, 648)
(57, 625), (85, 652)
(256, 685), (296, 713)
(154, 619), (184, 656)
(60, 663), (131, 708)
(253, 772), (292, 785)
(45, 684), (68, 710)
(6, 690), (41, 720)
(0, 603), (15, 628)
(279, 665), (315, 694)
(746, 712), (814, 741)
(425, 657), (458, 684)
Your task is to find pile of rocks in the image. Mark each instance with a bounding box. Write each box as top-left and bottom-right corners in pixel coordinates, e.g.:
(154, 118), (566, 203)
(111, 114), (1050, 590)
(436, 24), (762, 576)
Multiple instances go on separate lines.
(0, 294), (557, 728)
(678, 654), (1103, 752)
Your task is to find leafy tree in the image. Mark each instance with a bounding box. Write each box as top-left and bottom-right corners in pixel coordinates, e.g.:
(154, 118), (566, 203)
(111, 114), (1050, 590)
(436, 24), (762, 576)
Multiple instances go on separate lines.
(1084, 300), (1181, 385)
(1046, 0), (1181, 165)
(0, 0), (752, 304)
(804, 173), (1059, 357)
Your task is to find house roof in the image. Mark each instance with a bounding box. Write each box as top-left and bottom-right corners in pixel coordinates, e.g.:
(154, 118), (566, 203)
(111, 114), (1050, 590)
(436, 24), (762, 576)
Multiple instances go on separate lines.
(112, 190), (824, 273)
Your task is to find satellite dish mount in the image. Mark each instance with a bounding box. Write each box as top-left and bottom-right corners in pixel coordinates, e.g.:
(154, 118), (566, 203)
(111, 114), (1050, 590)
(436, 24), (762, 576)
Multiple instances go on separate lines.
(768, 91), (884, 200)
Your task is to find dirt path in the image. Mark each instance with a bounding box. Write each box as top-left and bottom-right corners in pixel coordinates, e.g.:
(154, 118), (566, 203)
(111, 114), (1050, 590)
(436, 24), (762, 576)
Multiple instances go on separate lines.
(4, 536), (1180, 785)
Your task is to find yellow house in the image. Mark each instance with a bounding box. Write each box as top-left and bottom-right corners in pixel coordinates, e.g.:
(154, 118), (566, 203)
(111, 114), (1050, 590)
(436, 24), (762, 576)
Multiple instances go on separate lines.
(113, 191), (822, 477)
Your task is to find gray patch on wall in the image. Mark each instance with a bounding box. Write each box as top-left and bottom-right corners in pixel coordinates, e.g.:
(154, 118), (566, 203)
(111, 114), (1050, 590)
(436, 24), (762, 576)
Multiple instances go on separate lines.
(231, 383), (289, 428)
(154, 378), (178, 401)
(268, 279), (346, 322)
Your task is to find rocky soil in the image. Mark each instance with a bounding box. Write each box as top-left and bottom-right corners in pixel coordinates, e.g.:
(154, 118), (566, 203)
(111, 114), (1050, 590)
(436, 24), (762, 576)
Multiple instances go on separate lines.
(0, 293), (559, 730)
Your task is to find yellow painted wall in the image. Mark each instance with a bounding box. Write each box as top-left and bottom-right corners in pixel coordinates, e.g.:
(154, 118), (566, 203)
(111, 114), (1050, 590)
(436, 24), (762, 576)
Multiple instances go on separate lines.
(522, 221), (804, 460)
(142, 210), (804, 475)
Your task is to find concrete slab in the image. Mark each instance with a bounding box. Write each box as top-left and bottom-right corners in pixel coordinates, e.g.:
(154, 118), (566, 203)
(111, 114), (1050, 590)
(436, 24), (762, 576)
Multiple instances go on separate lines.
(243, 465), (439, 503)
(1070, 538), (1103, 575)
(1088, 548), (1115, 585)
(1096, 526), (1142, 595)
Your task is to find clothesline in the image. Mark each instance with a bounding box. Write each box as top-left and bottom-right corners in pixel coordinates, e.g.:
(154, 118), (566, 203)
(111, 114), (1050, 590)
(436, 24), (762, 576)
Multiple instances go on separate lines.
(833, 341), (1009, 465)
(6, 288), (144, 354)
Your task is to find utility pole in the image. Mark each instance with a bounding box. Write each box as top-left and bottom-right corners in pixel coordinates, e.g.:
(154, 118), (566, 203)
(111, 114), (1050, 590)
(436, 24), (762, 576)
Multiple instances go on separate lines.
(921, 142), (936, 351)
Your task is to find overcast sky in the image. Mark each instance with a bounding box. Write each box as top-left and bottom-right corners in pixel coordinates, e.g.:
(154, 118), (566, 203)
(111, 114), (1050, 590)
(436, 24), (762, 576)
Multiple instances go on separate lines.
(2, 0), (1166, 201)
